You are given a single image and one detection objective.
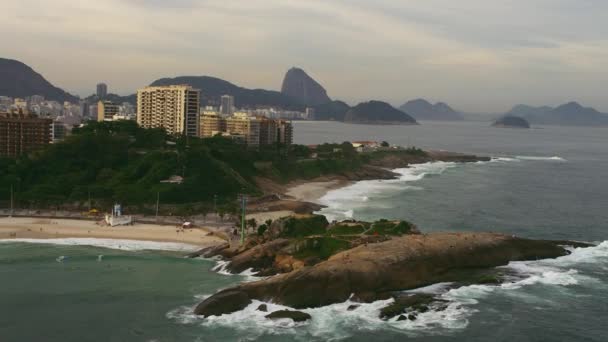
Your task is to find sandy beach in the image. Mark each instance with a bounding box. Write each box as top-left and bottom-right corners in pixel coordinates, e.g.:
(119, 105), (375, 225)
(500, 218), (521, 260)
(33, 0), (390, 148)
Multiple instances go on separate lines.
(286, 179), (352, 203)
(0, 217), (226, 248)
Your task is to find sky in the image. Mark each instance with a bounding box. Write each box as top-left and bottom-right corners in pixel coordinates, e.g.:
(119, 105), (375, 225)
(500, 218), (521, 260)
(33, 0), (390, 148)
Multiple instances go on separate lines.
(2, 0), (608, 113)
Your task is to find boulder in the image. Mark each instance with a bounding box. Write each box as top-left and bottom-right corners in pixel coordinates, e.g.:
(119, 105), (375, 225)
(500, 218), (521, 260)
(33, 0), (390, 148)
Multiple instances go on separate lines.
(186, 243), (229, 259)
(194, 290), (251, 317)
(265, 310), (312, 322)
(227, 239), (291, 274)
(379, 294), (437, 320)
(257, 304), (268, 312)
(347, 305), (360, 311)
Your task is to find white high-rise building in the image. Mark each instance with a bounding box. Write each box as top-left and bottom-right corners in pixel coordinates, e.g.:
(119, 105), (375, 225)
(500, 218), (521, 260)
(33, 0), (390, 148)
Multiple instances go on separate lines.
(136, 85), (200, 136)
(220, 95), (235, 116)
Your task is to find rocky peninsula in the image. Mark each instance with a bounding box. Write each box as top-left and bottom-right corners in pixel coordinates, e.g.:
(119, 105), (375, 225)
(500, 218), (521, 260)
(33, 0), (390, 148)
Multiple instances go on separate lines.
(192, 214), (586, 322)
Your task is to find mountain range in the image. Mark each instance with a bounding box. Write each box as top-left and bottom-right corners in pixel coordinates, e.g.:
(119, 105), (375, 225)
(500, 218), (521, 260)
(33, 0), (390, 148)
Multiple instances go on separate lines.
(4, 57), (608, 127)
(150, 76), (303, 110)
(505, 102), (608, 126)
(399, 99), (463, 121)
(0, 58), (78, 103)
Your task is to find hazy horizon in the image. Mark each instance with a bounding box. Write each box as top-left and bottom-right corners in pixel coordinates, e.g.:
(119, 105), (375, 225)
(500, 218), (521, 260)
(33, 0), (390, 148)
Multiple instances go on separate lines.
(3, 0), (608, 113)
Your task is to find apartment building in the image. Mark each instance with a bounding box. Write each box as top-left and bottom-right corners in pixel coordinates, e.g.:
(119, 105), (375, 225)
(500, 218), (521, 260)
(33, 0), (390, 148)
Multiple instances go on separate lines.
(200, 111), (292, 147)
(277, 120), (294, 145)
(200, 111), (226, 137)
(226, 112), (261, 146)
(220, 95), (235, 116)
(97, 101), (119, 122)
(0, 112), (52, 158)
(136, 85), (200, 136)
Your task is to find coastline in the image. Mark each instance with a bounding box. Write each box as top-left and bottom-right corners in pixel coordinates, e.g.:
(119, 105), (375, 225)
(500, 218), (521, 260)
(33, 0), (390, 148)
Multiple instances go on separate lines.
(0, 217), (226, 249)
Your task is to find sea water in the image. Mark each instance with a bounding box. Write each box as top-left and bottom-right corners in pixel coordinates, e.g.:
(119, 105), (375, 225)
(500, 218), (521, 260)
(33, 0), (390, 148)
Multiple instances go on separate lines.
(1, 120), (607, 341)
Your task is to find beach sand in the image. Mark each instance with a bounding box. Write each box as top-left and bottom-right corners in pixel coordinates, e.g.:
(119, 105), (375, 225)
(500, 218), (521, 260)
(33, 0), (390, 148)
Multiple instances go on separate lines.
(0, 217), (225, 248)
(286, 179), (352, 203)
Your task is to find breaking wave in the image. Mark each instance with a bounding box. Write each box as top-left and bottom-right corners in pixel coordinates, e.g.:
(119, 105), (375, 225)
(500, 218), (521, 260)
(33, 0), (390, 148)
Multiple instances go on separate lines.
(316, 162), (458, 221)
(516, 156), (567, 162)
(0, 238), (200, 252)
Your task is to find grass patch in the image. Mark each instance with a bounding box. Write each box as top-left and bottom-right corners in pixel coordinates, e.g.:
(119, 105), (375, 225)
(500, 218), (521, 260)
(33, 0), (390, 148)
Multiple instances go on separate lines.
(326, 223), (368, 235)
(293, 237), (352, 260)
(281, 215), (329, 238)
(365, 220), (414, 236)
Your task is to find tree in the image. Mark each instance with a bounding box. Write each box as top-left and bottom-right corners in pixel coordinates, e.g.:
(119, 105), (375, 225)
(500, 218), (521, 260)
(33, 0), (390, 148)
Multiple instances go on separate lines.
(247, 218), (258, 232)
(381, 141), (390, 147)
(257, 224), (268, 236)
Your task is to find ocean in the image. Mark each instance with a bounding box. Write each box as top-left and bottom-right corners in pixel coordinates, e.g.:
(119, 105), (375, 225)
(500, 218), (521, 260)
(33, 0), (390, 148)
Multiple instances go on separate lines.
(1, 120), (607, 341)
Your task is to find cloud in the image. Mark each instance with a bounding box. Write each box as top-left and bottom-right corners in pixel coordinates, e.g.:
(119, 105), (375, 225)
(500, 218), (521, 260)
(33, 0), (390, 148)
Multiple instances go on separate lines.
(1, 0), (608, 112)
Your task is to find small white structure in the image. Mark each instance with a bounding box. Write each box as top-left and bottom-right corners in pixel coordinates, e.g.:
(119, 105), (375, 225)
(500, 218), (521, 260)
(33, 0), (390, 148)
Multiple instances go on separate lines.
(104, 203), (132, 227)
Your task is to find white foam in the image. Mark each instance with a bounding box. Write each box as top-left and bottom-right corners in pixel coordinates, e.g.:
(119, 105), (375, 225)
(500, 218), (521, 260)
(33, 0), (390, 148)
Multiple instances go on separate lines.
(168, 297), (473, 339)
(316, 161), (459, 221)
(444, 241), (607, 302)
(208, 258), (263, 282)
(211, 259), (232, 275)
(490, 157), (520, 163)
(0, 238), (200, 252)
(516, 155), (567, 162)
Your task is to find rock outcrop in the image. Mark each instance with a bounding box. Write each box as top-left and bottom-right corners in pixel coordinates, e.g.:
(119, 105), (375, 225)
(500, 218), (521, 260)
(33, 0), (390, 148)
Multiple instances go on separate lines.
(194, 290), (252, 317)
(281, 67), (331, 106)
(196, 232), (570, 316)
(265, 310), (312, 322)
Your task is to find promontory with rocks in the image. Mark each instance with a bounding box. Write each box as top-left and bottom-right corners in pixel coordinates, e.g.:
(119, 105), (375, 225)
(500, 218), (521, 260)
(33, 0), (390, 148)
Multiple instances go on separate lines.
(190, 148), (591, 323)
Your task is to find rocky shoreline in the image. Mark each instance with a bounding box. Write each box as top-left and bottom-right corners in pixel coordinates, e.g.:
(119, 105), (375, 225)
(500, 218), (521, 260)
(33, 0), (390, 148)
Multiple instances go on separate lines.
(250, 150), (491, 216)
(192, 214), (590, 322)
(190, 150), (582, 323)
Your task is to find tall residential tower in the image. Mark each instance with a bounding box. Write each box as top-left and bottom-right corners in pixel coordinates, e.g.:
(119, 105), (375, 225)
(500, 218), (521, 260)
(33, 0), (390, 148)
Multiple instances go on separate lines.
(96, 83), (108, 99)
(136, 85), (200, 136)
(220, 95), (235, 116)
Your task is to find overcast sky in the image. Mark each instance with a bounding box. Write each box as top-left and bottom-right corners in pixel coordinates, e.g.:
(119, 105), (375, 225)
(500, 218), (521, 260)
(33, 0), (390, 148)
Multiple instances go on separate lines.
(3, 0), (608, 113)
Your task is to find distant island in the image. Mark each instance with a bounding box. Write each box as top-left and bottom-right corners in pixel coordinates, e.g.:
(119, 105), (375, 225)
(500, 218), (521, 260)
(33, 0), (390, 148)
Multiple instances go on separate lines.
(399, 99), (464, 121)
(344, 101), (418, 125)
(505, 102), (608, 126)
(492, 115), (530, 129)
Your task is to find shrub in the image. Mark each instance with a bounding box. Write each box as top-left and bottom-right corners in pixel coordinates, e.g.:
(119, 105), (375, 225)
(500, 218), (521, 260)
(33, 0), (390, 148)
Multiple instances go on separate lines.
(257, 224), (268, 236)
(281, 215), (329, 238)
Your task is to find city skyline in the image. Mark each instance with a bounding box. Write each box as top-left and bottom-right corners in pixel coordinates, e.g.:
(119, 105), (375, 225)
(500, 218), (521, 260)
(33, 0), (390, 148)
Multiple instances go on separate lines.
(3, 0), (608, 113)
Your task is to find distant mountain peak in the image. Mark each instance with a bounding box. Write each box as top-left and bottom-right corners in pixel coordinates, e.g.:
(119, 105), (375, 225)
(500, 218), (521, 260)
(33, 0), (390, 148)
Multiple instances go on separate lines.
(281, 67), (331, 106)
(344, 100), (417, 124)
(399, 98), (462, 121)
(0, 58), (78, 103)
(506, 101), (608, 126)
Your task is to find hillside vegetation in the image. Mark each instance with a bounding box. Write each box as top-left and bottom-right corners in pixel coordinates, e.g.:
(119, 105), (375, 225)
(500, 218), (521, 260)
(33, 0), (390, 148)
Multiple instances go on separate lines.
(0, 121), (401, 212)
